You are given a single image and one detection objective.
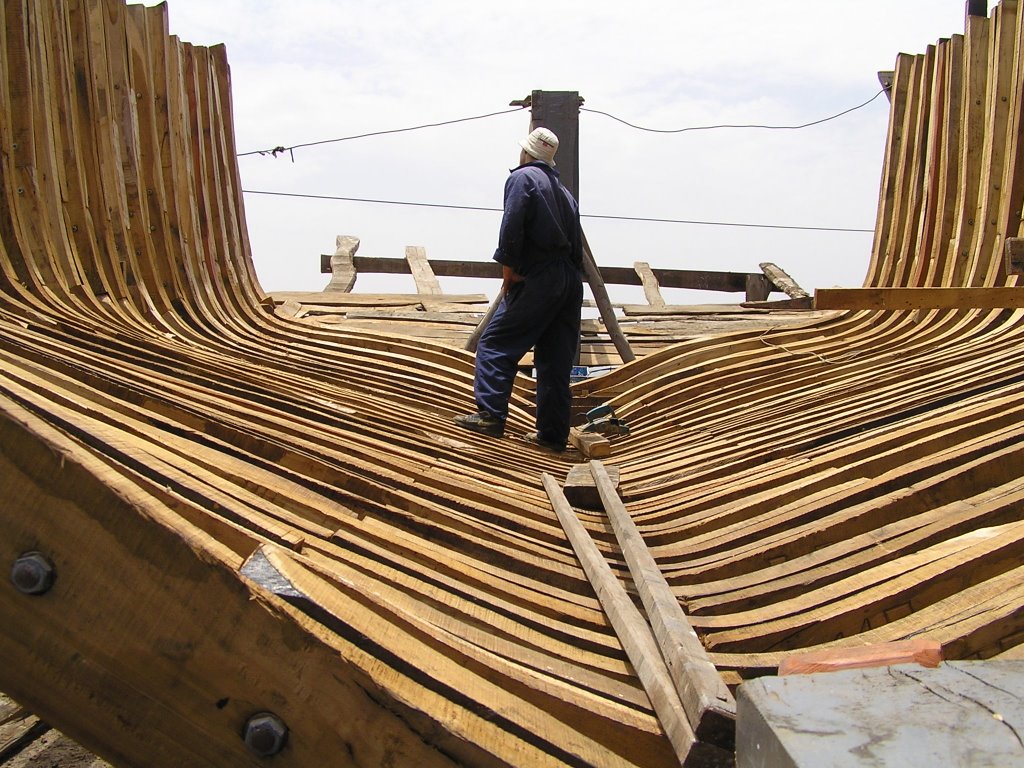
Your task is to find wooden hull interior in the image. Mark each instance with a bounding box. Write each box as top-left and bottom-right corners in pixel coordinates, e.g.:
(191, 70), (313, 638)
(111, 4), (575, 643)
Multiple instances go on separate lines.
(2, 1), (1024, 766)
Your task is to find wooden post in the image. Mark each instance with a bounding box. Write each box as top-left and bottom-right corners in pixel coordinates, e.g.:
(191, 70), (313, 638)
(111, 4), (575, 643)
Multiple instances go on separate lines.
(325, 235), (359, 292)
(744, 273), (771, 302)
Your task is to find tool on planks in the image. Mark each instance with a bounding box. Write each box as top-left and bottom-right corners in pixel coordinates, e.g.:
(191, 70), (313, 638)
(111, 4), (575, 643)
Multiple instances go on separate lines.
(581, 404), (630, 436)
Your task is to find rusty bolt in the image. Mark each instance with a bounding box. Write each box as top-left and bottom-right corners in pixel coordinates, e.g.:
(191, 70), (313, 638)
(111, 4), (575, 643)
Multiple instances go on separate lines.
(11, 552), (55, 595)
(243, 712), (287, 757)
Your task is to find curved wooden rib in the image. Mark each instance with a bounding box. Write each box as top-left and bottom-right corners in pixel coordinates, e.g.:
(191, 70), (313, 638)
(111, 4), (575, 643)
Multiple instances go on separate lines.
(2, 1), (1024, 767)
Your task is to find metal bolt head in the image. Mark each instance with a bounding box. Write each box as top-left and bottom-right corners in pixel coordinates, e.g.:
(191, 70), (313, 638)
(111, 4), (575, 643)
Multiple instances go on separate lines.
(11, 552), (55, 595)
(243, 712), (287, 757)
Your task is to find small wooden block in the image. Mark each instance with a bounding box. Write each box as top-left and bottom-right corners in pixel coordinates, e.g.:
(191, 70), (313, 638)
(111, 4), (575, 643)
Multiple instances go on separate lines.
(778, 638), (943, 676)
(564, 463), (620, 509)
(568, 427), (611, 459)
(1005, 237), (1024, 276)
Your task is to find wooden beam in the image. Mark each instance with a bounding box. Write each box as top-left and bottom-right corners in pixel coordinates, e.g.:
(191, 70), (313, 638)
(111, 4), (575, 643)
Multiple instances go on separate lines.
(464, 289), (503, 353)
(405, 246), (443, 295)
(744, 274), (771, 303)
(590, 461), (736, 750)
(759, 262), (810, 299)
(633, 262), (666, 307)
(741, 297), (815, 310)
(319, 254), (764, 293)
(541, 474), (727, 767)
(815, 287), (1024, 310)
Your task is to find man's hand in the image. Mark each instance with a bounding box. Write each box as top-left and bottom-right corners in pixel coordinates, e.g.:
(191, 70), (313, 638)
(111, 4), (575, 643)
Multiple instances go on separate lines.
(501, 265), (524, 293)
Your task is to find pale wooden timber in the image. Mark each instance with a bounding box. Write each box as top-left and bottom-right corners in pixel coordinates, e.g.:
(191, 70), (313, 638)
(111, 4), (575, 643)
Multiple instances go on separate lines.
(541, 474), (730, 767)
(634, 262), (667, 307)
(405, 245), (443, 295)
(758, 263), (809, 299)
(590, 461), (736, 749)
(815, 286), (1024, 309)
(267, 291), (489, 306)
(326, 235), (359, 292)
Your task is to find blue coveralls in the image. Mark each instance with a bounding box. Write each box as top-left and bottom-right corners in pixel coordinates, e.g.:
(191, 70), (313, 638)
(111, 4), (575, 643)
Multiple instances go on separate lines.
(474, 161), (584, 445)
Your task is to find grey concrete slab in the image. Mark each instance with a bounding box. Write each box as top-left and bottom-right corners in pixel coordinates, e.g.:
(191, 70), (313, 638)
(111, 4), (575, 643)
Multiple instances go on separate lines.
(737, 661), (1024, 768)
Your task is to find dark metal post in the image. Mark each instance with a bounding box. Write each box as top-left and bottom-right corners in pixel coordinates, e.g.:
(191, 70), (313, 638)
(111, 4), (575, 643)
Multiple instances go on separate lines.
(528, 91), (582, 202)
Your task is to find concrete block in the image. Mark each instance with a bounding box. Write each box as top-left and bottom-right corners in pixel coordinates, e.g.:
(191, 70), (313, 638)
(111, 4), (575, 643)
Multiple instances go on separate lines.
(737, 661), (1024, 767)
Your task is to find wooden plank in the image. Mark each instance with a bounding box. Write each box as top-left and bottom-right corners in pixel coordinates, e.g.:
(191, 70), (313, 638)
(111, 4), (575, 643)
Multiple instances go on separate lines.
(590, 461), (736, 749)
(814, 286), (1024, 309)
(758, 263), (809, 299)
(634, 262), (666, 307)
(405, 246), (443, 295)
(540, 474), (728, 767)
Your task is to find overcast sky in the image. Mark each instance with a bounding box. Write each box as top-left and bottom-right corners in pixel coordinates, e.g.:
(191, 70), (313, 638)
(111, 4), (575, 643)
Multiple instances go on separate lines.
(151, 1), (997, 303)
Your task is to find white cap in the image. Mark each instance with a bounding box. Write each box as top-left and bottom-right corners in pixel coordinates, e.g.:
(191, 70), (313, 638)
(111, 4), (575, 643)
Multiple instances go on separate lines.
(519, 127), (559, 166)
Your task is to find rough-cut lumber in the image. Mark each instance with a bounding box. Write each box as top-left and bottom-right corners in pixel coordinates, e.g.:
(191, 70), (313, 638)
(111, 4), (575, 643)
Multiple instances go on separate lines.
(542, 474), (731, 767)
(758, 263), (809, 299)
(635, 262), (667, 307)
(325, 235), (359, 292)
(405, 246), (443, 295)
(590, 461), (736, 748)
(815, 286), (1024, 309)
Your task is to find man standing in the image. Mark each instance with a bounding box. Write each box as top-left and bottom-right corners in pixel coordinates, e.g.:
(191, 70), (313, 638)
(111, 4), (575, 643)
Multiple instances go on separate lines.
(454, 127), (584, 451)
